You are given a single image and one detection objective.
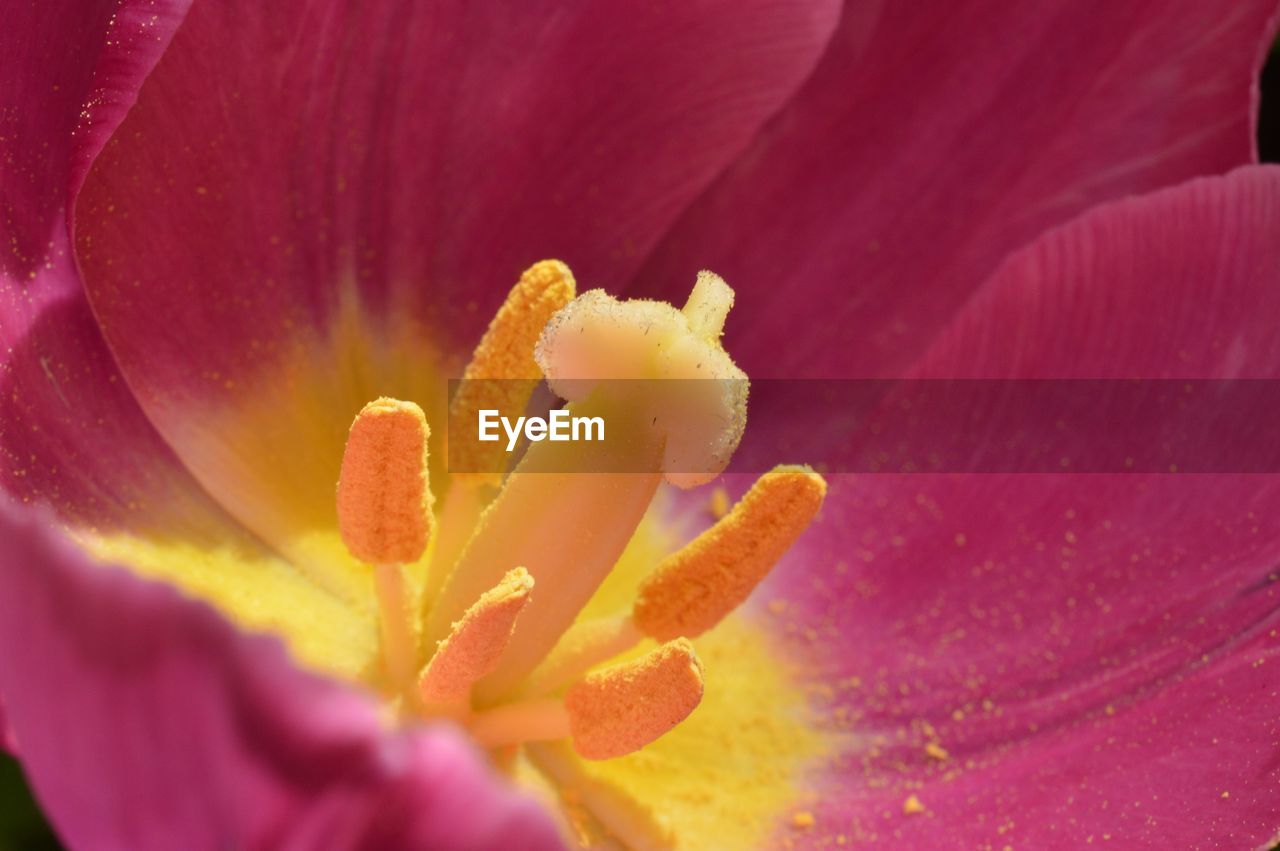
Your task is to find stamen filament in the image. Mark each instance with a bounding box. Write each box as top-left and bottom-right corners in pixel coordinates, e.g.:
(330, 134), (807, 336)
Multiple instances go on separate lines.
(373, 562), (416, 688)
(526, 743), (676, 850)
(470, 697), (571, 750)
(520, 614), (643, 698)
(424, 479), (492, 606)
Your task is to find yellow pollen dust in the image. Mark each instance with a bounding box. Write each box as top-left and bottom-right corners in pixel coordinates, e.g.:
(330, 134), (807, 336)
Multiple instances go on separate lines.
(708, 486), (730, 519)
(420, 567), (534, 705)
(336, 398), (433, 564)
(633, 465), (826, 641)
(565, 638), (704, 760)
(449, 260), (576, 486)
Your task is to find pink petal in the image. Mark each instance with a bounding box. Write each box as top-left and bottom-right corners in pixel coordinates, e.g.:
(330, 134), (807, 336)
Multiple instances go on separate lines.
(0, 699), (12, 753)
(638, 0), (1280, 377)
(0, 500), (564, 851)
(1, 0), (189, 258)
(0, 8), (559, 829)
(69, 0), (840, 562)
(0, 0), (227, 529)
(759, 168), (1280, 847)
(0, 2), (346, 675)
(915, 166), (1280, 380)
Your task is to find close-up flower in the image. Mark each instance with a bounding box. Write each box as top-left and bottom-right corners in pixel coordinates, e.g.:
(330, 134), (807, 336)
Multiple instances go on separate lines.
(3, 1), (1280, 849)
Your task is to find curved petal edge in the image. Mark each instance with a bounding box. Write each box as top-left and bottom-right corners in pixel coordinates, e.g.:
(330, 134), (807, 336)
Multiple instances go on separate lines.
(0, 499), (564, 851)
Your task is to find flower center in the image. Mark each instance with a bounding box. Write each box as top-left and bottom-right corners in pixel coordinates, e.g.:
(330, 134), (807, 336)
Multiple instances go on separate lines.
(334, 261), (825, 822)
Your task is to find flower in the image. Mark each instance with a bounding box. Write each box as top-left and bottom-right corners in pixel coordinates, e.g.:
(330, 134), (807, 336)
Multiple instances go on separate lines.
(3, 1), (1280, 849)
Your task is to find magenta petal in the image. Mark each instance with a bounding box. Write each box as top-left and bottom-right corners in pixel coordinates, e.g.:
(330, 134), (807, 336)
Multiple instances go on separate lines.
(914, 166), (1280, 380)
(76, 0), (841, 359)
(0, 501), (563, 850)
(0, 0), (351, 672)
(640, 0), (1280, 377)
(0, 699), (12, 753)
(69, 0), (840, 563)
(761, 168), (1280, 847)
(1, 0), (189, 263)
(0, 0), (232, 532)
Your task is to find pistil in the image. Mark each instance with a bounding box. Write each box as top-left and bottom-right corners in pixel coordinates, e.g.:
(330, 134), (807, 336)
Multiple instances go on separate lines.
(433, 277), (749, 703)
(433, 397), (666, 703)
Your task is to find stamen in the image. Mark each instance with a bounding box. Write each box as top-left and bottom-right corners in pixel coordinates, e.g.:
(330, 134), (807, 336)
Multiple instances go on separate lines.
(427, 261), (575, 603)
(633, 466), (827, 642)
(565, 638), (704, 760)
(448, 259), (576, 488)
(516, 468), (825, 698)
(337, 398), (433, 564)
(337, 398), (434, 689)
(470, 639), (705, 760)
(420, 567), (534, 705)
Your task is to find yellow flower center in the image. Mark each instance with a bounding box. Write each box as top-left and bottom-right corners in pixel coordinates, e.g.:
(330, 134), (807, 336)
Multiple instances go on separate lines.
(326, 260), (827, 843)
(76, 258), (828, 847)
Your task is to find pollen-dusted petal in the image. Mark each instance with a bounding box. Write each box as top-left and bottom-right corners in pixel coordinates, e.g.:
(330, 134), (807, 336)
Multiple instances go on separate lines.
(450, 260), (576, 487)
(336, 398), (433, 565)
(420, 567), (534, 704)
(633, 466), (826, 641)
(565, 638), (704, 760)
